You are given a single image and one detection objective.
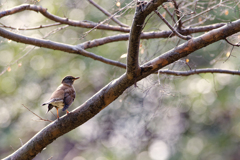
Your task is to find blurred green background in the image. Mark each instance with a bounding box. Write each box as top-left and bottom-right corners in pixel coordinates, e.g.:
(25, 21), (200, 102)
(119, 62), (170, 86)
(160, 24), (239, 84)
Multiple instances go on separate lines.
(1, 0), (240, 160)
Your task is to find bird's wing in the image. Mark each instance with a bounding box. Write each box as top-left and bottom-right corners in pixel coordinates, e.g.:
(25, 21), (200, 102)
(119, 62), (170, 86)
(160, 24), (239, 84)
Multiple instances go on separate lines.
(50, 85), (65, 100)
(62, 87), (76, 111)
(42, 85), (65, 106)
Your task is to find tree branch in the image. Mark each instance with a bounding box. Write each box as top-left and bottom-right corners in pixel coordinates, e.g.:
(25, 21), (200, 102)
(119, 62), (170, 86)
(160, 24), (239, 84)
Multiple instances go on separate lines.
(87, 0), (129, 27)
(162, 4), (176, 24)
(4, 6), (240, 160)
(158, 69), (240, 76)
(0, 27), (126, 69)
(80, 23), (226, 49)
(0, 22), (62, 30)
(182, 0), (224, 24)
(0, 4), (130, 32)
(127, 0), (168, 79)
(140, 19), (240, 76)
(154, 10), (191, 40)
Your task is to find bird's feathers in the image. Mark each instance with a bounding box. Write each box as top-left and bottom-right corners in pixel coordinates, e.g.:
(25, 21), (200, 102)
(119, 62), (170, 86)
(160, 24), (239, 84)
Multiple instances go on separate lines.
(48, 104), (54, 112)
(62, 88), (75, 111)
(42, 83), (76, 111)
(42, 76), (79, 119)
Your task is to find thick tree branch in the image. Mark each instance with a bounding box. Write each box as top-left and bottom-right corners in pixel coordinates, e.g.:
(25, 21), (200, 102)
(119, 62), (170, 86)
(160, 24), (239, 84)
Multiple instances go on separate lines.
(87, 0), (129, 27)
(127, 0), (167, 79)
(0, 4), (130, 32)
(4, 8), (240, 160)
(0, 27), (126, 69)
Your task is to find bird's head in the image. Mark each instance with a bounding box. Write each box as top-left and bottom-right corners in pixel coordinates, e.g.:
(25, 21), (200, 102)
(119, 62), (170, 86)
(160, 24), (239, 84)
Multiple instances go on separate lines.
(62, 76), (80, 85)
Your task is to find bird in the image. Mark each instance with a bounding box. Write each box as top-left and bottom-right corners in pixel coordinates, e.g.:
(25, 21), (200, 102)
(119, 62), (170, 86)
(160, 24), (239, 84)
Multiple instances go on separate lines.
(42, 76), (79, 119)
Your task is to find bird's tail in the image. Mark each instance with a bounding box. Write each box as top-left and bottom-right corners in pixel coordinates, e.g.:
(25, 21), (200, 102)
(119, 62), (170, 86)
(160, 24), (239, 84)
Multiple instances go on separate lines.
(47, 104), (54, 112)
(42, 99), (55, 106)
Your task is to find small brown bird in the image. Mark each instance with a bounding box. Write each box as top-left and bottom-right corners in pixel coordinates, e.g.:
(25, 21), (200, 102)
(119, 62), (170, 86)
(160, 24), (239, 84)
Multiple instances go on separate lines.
(42, 76), (79, 119)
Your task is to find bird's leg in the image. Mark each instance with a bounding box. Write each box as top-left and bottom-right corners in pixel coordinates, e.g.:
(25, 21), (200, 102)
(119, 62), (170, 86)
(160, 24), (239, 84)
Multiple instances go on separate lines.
(66, 110), (69, 115)
(56, 108), (59, 120)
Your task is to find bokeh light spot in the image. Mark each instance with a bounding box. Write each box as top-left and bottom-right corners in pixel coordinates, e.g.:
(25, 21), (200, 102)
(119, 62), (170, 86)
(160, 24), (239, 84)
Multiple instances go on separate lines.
(72, 156), (86, 160)
(69, 9), (85, 21)
(0, 107), (11, 128)
(186, 137), (204, 155)
(235, 86), (240, 100)
(0, 50), (13, 66)
(192, 100), (207, 115)
(24, 82), (42, 100)
(30, 55), (45, 70)
(196, 79), (212, 94)
(1, 77), (16, 93)
(148, 140), (169, 160)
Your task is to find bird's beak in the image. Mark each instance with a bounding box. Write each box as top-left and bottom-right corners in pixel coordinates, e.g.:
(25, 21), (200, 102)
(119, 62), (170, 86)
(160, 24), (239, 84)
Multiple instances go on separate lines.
(74, 77), (80, 80)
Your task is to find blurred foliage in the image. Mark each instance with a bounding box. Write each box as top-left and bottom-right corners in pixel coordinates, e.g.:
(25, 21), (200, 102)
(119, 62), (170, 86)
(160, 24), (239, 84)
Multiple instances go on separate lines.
(1, 0), (240, 160)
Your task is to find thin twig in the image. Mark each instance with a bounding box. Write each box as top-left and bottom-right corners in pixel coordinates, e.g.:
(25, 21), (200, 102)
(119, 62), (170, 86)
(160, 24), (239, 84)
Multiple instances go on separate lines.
(0, 25), (69, 77)
(88, 0), (129, 27)
(225, 38), (240, 46)
(19, 138), (23, 146)
(162, 4), (176, 24)
(223, 38), (240, 62)
(158, 68), (240, 76)
(22, 104), (52, 122)
(0, 47), (34, 76)
(182, 0), (229, 24)
(0, 4), (130, 33)
(0, 22), (62, 30)
(172, 0), (182, 28)
(187, 15), (213, 27)
(47, 157), (53, 160)
(224, 45), (235, 62)
(50, 110), (57, 119)
(154, 10), (191, 40)
(81, 0), (134, 39)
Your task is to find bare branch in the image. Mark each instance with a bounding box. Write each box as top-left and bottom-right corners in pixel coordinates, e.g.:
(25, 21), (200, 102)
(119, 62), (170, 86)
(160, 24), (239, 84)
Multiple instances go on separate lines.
(154, 10), (191, 40)
(0, 25), (69, 77)
(87, 0), (129, 27)
(182, 0), (225, 24)
(140, 19), (240, 76)
(0, 4), (130, 32)
(22, 104), (52, 122)
(0, 22), (62, 30)
(0, 47), (34, 76)
(0, 27), (126, 69)
(162, 4), (176, 24)
(225, 38), (240, 46)
(158, 69), (240, 76)
(80, 23), (226, 49)
(80, 0), (134, 38)
(172, 0), (183, 28)
(182, 23), (225, 34)
(4, 7), (240, 160)
(127, 0), (168, 79)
